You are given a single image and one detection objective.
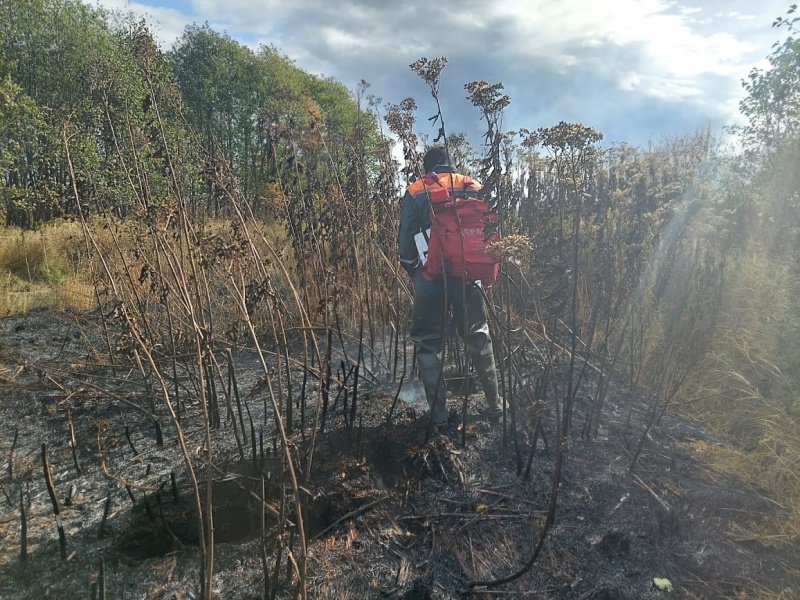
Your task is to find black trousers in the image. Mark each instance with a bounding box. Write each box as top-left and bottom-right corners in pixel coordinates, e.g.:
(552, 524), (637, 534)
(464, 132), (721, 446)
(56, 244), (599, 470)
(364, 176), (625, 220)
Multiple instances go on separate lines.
(409, 271), (502, 424)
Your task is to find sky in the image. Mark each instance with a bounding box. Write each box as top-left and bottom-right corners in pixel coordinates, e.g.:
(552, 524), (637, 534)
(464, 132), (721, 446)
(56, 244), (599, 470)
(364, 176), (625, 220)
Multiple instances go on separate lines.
(81, 0), (792, 149)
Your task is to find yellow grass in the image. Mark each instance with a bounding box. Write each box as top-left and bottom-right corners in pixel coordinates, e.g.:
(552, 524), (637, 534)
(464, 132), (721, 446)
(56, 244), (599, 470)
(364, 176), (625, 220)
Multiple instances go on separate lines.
(680, 253), (800, 547)
(0, 222), (95, 314)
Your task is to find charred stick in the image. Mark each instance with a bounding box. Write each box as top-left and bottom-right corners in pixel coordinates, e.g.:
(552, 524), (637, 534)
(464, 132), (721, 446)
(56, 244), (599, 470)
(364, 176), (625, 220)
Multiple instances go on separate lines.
(98, 491), (112, 539)
(385, 319), (410, 428)
(460, 358), (471, 449)
(334, 313), (349, 365)
(260, 475), (269, 600)
(216, 357), (246, 461)
(156, 489), (185, 549)
(8, 426), (18, 480)
(259, 429), (265, 470)
(154, 420), (163, 447)
(272, 534), (284, 600)
(99, 556), (106, 600)
(330, 363), (356, 412)
(67, 410), (82, 475)
(242, 392), (257, 469)
(342, 389), (349, 429)
(357, 416), (363, 459)
(523, 417), (541, 481)
(392, 322), (400, 382)
(320, 334), (331, 436)
(19, 489), (27, 562)
(330, 362), (344, 412)
(349, 364), (359, 430)
(384, 369), (407, 429)
(56, 515), (67, 560)
(124, 425), (139, 457)
(132, 348), (155, 413)
(170, 471), (180, 504)
(223, 358), (236, 425)
(310, 496), (390, 541)
(41, 443), (62, 516)
(271, 467), (288, 600)
(286, 530), (295, 582)
(205, 361), (221, 429)
(283, 339), (293, 436)
(300, 347), (308, 436)
(142, 494), (156, 522)
(251, 422), (258, 470)
(228, 348), (248, 445)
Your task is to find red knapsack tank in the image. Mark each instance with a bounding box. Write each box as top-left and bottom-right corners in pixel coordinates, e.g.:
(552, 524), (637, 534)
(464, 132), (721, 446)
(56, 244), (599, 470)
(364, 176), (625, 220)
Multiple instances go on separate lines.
(418, 173), (500, 284)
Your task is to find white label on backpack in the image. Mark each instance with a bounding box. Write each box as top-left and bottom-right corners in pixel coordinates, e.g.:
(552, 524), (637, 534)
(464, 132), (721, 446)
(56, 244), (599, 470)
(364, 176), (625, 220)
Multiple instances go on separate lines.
(414, 228), (431, 265)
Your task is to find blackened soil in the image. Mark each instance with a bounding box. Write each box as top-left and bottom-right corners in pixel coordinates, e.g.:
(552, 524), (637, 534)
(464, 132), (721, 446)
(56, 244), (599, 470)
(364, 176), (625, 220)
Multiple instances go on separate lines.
(0, 308), (797, 599)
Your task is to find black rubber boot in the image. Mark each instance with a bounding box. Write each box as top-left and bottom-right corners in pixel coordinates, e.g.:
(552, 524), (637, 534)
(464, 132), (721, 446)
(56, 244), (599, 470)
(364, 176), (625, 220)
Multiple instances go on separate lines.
(473, 354), (503, 422)
(417, 356), (449, 427)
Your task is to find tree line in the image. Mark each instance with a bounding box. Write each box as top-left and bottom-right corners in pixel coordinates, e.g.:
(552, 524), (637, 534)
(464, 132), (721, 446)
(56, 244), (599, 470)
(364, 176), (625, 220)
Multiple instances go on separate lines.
(0, 0), (380, 228)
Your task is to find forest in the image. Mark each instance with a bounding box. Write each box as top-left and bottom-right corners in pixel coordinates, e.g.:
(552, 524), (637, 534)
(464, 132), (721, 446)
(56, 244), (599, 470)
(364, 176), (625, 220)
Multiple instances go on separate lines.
(0, 0), (799, 598)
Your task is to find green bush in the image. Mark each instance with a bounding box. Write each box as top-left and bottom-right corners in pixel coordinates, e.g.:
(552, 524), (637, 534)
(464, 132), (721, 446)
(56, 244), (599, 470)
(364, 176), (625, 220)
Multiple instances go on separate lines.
(35, 264), (67, 284)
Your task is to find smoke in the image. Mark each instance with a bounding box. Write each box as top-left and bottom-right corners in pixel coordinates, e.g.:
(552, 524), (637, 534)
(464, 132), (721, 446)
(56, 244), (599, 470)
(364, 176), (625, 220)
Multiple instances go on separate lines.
(396, 380), (428, 408)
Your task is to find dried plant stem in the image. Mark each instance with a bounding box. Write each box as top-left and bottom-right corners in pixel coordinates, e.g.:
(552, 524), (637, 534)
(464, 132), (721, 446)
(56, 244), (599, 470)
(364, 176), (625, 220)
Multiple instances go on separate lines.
(98, 490), (112, 539)
(98, 556), (106, 600)
(67, 410), (82, 475)
(227, 348), (248, 445)
(41, 442), (67, 560)
(8, 426), (17, 480)
(19, 489), (27, 562)
(311, 496), (390, 541)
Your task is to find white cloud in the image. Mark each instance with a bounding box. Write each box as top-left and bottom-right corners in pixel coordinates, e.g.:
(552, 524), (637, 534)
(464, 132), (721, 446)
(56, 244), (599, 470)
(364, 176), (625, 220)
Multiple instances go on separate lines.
(619, 72), (641, 91)
(320, 27), (372, 54)
(486, 0), (755, 78)
(78, 0), (792, 145)
(83, 0), (188, 47)
(725, 11), (759, 21)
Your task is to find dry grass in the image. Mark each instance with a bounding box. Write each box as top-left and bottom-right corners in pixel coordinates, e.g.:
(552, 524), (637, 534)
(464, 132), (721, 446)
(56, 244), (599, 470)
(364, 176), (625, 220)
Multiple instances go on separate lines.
(0, 216), (298, 318)
(680, 253), (800, 547)
(0, 222), (83, 279)
(0, 222), (95, 314)
(684, 434), (800, 545)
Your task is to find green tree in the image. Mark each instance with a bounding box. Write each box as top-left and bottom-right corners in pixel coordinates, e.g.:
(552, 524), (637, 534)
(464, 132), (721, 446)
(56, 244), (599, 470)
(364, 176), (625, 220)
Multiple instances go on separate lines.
(739, 4), (800, 150)
(170, 26), (276, 212)
(0, 0), (145, 225)
(0, 75), (61, 225)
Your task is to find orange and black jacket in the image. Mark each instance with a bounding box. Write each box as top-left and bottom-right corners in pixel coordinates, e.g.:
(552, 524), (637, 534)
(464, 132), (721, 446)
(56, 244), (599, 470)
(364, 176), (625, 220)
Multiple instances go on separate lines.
(398, 167), (482, 276)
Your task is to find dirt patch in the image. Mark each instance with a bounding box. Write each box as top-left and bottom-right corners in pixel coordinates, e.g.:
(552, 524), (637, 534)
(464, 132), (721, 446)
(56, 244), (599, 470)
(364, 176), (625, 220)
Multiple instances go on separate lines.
(0, 308), (798, 599)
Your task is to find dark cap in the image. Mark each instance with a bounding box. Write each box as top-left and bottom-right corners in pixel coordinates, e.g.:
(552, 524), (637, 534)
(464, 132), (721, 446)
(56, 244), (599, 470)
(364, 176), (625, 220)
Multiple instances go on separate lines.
(423, 147), (450, 173)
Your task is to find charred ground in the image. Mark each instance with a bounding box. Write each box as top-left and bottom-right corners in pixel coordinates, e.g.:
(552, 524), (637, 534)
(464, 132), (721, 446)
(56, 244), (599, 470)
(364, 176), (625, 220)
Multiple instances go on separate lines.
(0, 307), (796, 599)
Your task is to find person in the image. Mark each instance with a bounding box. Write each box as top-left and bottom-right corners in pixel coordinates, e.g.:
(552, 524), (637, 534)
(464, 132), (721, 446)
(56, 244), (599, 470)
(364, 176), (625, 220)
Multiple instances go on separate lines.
(398, 147), (503, 429)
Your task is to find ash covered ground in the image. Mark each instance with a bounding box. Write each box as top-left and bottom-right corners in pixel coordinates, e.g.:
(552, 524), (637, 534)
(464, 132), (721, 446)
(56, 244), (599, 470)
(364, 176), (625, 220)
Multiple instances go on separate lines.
(0, 307), (797, 599)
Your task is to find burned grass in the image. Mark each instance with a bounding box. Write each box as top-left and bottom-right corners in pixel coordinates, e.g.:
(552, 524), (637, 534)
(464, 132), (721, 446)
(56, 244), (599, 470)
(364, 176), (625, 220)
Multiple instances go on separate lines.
(0, 308), (797, 599)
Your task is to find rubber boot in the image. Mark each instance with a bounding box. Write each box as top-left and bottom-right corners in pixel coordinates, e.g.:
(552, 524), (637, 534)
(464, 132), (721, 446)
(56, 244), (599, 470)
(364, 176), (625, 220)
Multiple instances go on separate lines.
(417, 356), (449, 427)
(473, 354), (503, 423)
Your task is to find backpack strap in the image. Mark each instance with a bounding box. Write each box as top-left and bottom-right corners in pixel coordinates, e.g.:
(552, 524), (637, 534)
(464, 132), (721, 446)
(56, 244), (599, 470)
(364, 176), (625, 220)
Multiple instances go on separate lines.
(422, 173), (450, 204)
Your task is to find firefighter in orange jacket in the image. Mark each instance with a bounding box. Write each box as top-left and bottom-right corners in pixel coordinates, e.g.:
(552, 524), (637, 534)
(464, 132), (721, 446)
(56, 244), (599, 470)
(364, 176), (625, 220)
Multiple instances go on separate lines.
(398, 147), (503, 429)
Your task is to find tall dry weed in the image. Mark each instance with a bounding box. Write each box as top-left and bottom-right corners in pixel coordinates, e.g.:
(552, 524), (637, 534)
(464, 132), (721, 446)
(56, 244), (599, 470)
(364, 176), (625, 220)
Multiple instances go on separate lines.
(681, 253), (800, 543)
